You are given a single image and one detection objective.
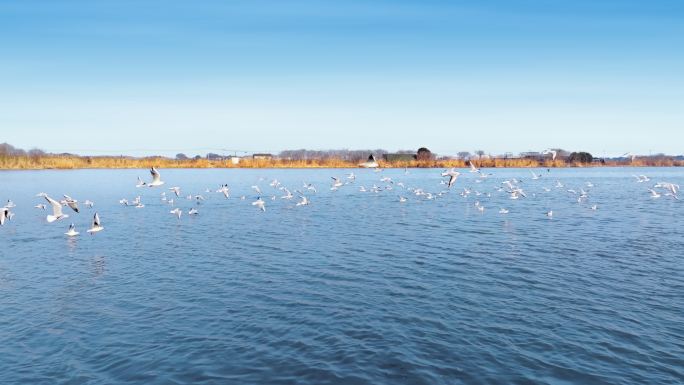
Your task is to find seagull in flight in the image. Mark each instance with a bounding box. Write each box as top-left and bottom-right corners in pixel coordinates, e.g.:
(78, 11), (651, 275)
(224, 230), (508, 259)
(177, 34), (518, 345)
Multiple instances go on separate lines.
(38, 193), (69, 223)
(170, 208), (182, 219)
(252, 197), (266, 211)
(331, 177), (343, 190)
(469, 161), (479, 173)
(169, 187), (181, 197)
(542, 149), (558, 160)
(63, 195), (80, 213)
(216, 184), (230, 198)
(441, 168), (461, 188)
(138, 167), (165, 187)
(296, 196), (310, 206)
(0, 207), (13, 226)
(87, 213), (104, 233)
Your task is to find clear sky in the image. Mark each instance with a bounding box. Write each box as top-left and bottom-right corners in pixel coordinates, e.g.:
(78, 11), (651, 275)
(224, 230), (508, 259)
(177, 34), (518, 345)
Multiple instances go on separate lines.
(1, 0), (682, 157)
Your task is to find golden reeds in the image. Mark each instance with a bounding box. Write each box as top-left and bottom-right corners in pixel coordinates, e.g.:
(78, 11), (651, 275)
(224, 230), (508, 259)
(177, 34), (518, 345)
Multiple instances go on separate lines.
(0, 155), (681, 170)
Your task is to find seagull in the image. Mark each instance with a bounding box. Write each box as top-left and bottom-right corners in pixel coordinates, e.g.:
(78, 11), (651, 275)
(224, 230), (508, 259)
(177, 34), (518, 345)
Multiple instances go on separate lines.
(633, 175), (650, 183)
(590, 205), (598, 211)
(542, 149), (558, 160)
(303, 182), (317, 193)
(347, 172), (356, 180)
(216, 184), (230, 198)
(0, 207), (12, 226)
(331, 177), (343, 190)
(296, 196), (310, 206)
(38, 193), (69, 223)
(281, 188), (294, 200)
(499, 208), (509, 214)
(5, 200), (16, 208)
(63, 195), (80, 213)
(34, 204), (46, 210)
(87, 213), (104, 233)
(530, 170), (541, 180)
(441, 168), (461, 188)
(252, 197), (266, 212)
(399, 196), (407, 203)
(84, 200), (94, 208)
(65, 223), (79, 237)
(188, 208), (199, 215)
(251, 185), (262, 194)
(140, 167), (165, 187)
(169, 187), (181, 197)
(469, 161), (479, 173)
(648, 189), (661, 198)
(170, 208), (182, 219)
(546, 211), (554, 218)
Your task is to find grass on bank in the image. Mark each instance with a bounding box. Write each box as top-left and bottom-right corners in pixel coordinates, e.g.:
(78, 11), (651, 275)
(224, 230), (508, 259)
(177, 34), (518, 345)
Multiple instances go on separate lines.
(0, 155), (681, 170)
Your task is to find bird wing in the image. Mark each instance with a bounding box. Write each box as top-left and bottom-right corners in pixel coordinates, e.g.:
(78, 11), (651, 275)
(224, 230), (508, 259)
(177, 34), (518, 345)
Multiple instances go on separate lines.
(150, 167), (161, 183)
(44, 195), (64, 216)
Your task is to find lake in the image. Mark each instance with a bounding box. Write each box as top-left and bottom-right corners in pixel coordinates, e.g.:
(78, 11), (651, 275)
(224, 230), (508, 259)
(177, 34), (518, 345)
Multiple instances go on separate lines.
(1, 167), (682, 384)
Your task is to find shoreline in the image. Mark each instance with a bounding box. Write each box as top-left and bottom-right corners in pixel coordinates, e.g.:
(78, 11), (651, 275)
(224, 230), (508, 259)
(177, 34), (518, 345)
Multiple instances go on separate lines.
(1, 153), (682, 170)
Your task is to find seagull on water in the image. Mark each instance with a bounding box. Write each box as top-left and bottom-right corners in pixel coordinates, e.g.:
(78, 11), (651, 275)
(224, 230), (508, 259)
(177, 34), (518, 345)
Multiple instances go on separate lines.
(65, 223), (79, 237)
(399, 196), (407, 203)
(38, 193), (69, 223)
(188, 208), (199, 215)
(499, 208), (509, 214)
(87, 213), (104, 233)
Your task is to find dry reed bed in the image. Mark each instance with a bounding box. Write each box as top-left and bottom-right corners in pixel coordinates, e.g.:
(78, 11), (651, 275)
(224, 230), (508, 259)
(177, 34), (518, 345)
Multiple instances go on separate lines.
(0, 155), (681, 170)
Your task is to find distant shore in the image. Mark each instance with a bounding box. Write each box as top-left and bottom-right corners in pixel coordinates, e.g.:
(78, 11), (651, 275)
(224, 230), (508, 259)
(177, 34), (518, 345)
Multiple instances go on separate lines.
(0, 155), (681, 170)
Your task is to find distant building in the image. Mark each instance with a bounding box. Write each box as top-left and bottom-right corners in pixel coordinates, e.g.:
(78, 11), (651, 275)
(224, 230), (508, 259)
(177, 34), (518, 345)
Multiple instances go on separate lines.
(383, 153), (416, 162)
(230, 156), (241, 165)
(252, 153), (273, 160)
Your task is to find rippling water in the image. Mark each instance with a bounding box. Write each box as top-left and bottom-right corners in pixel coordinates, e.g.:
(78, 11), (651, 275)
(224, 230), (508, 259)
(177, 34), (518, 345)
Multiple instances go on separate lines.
(1, 168), (683, 384)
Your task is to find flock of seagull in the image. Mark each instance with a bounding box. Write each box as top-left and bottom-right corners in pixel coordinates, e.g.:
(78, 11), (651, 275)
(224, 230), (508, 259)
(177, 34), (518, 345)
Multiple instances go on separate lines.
(0, 164), (680, 236)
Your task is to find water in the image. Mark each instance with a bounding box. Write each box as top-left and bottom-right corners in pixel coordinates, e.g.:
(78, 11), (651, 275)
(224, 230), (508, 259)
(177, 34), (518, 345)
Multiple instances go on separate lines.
(1, 168), (683, 384)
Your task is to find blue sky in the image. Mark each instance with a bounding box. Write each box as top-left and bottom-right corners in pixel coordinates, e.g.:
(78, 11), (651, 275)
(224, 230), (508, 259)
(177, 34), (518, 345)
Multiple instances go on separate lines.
(1, 0), (682, 157)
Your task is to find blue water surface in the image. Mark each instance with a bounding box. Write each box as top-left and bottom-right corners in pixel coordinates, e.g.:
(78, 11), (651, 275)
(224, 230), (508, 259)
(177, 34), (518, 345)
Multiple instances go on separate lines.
(0, 167), (682, 384)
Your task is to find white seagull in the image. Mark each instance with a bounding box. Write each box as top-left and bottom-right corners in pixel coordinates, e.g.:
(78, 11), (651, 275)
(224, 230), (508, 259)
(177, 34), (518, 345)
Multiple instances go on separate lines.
(252, 197), (266, 212)
(38, 193), (69, 223)
(170, 208), (182, 219)
(441, 168), (461, 188)
(65, 223), (79, 237)
(87, 213), (104, 233)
